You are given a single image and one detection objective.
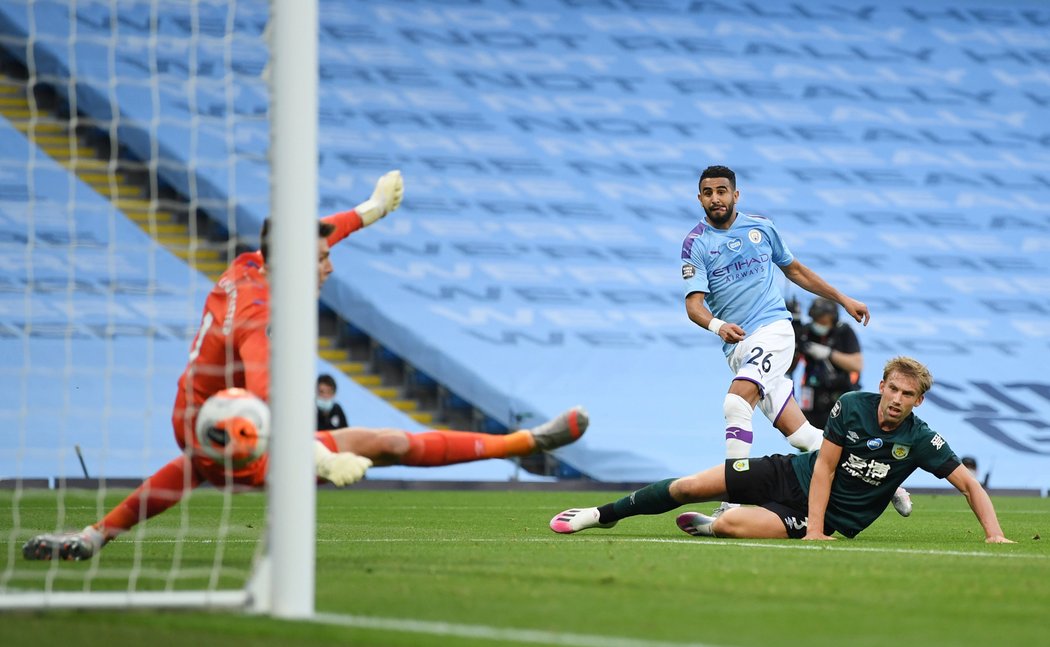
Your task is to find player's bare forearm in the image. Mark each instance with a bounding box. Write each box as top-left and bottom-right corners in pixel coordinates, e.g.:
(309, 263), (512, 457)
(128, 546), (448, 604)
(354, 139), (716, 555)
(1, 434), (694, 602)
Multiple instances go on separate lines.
(685, 292), (714, 328)
(804, 470), (833, 540)
(831, 350), (863, 374)
(781, 260), (870, 325)
(803, 440), (840, 540)
(968, 488), (1010, 542)
(781, 260), (843, 301)
(685, 293), (746, 343)
(948, 466), (1013, 543)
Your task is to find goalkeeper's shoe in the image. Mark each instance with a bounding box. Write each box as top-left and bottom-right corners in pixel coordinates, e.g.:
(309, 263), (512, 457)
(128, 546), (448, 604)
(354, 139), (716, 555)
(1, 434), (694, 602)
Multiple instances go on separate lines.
(354, 170), (404, 226)
(529, 406), (589, 452)
(549, 507), (616, 534)
(892, 487), (913, 517)
(23, 526), (104, 561)
(676, 512), (717, 538)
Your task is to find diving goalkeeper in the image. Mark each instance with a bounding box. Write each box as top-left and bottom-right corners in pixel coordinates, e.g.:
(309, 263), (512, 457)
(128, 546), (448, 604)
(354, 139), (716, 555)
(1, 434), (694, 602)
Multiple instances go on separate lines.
(24, 171), (588, 561)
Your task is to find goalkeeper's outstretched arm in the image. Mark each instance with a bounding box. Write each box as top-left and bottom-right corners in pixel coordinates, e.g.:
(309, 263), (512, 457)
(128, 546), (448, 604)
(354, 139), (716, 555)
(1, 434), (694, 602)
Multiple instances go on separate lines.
(323, 169), (404, 246)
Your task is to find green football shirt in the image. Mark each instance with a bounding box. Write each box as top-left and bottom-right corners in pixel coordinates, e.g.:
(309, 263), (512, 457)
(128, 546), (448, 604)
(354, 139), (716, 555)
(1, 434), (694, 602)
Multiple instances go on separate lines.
(791, 391), (960, 538)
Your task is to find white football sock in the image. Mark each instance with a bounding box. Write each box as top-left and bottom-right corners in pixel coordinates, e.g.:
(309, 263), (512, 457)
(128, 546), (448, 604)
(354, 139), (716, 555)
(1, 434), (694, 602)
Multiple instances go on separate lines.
(723, 393), (755, 459)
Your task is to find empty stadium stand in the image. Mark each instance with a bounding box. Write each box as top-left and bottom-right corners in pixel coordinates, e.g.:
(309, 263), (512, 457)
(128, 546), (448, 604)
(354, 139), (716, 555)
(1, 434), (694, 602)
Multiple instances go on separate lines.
(1, 0), (1048, 488)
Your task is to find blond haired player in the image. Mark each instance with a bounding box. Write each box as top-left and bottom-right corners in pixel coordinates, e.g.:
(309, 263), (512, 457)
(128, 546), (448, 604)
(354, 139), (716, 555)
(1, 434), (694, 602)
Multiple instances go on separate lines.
(551, 357), (1010, 544)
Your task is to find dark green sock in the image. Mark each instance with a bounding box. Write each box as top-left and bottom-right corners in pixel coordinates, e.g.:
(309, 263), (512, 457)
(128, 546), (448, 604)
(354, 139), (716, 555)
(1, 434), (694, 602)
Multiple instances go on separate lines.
(597, 478), (679, 524)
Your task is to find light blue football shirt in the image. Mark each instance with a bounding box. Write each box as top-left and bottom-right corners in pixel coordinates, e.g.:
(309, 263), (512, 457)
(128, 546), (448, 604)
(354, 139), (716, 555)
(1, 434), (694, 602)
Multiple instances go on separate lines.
(680, 212), (795, 356)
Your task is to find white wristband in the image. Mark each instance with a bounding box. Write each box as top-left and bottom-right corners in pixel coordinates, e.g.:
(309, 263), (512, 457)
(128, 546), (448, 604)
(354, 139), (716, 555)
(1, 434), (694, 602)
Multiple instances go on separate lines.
(354, 198), (382, 226)
(707, 318), (726, 335)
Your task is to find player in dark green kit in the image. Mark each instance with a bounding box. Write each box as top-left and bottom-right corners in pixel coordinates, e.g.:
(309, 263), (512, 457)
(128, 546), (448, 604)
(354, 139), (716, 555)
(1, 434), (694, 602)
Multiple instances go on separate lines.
(549, 357), (1012, 543)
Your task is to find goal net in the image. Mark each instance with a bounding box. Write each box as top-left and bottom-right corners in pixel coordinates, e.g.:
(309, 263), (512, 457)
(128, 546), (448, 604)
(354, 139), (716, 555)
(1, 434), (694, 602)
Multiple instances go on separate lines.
(0, 0), (317, 615)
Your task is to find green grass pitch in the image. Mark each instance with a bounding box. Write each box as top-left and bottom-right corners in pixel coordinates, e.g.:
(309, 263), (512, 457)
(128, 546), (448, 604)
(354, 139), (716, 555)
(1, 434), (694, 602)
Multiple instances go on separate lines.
(1, 488), (1048, 647)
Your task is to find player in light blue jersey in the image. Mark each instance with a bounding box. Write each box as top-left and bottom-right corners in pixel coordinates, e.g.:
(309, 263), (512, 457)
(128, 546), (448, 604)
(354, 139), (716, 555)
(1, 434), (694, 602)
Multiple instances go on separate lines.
(681, 210), (795, 354)
(680, 166), (912, 515)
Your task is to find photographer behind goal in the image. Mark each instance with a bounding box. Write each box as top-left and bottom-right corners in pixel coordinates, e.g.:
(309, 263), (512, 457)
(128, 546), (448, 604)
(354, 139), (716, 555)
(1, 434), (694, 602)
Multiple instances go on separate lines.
(794, 297), (864, 428)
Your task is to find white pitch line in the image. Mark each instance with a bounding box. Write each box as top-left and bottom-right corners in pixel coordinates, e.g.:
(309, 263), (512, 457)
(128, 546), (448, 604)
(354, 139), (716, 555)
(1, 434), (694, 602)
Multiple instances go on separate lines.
(604, 537), (1049, 560)
(92, 536), (1049, 560)
(313, 612), (721, 647)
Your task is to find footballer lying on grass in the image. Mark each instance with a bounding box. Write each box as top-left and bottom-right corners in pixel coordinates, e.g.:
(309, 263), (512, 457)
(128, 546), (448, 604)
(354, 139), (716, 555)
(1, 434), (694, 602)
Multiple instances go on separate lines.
(551, 356), (1013, 544)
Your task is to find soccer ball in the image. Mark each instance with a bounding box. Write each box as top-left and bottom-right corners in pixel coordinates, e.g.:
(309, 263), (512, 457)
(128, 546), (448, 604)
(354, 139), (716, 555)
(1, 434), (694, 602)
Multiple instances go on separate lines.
(194, 388), (270, 467)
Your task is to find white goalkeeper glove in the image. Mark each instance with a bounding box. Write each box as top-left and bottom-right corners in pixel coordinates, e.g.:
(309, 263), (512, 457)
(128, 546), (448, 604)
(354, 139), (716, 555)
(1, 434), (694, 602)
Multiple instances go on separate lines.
(314, 441), (372, 487)
(354, 169), (404, 226)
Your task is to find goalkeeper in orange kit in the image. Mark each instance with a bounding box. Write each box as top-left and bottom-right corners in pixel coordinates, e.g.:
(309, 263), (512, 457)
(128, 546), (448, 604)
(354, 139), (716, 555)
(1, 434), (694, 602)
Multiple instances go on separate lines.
(23, 171), (588, 561)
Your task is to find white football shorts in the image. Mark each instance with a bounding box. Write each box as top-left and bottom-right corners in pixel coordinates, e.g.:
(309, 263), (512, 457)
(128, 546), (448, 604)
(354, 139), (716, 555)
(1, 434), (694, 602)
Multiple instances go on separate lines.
(726, 318), (796, 425)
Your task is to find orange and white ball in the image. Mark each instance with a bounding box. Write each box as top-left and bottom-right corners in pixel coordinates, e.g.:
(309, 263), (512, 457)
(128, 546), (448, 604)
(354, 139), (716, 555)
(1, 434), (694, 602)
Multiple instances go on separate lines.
(194, 388), (270, 467)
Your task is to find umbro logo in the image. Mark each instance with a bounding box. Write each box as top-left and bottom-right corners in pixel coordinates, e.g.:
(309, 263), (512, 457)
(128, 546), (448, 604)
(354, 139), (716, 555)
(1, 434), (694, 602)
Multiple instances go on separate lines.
(846, 430), (859, 442)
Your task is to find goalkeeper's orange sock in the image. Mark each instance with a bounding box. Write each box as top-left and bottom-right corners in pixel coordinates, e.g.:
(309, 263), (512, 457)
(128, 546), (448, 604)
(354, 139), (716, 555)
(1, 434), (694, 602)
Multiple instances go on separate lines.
(93, 456), (201, 540)
(401, 430), (536, 467)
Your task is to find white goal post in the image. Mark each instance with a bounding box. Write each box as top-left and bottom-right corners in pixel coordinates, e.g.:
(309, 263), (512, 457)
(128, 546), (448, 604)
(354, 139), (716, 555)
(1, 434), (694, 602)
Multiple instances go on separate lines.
(263, 0), (319, 619)
(0, 0), (319, 616)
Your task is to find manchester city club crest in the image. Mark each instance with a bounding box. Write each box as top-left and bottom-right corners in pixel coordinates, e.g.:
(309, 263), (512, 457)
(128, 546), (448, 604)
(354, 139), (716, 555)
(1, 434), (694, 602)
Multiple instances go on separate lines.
(748, 229), (762, 244)
(892, 444), (910, 460)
